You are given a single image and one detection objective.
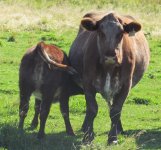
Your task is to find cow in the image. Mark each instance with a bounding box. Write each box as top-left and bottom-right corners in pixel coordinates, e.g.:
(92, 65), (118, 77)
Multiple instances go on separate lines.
(69, 12), (150, 144)
(18, 41), (83, 139)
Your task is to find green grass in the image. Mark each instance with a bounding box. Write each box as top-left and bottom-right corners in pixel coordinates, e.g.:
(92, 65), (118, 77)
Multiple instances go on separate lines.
(0, 0), (161, 150)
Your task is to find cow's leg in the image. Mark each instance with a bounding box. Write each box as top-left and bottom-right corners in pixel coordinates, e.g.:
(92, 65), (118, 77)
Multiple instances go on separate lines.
(82, 90), (97, 144)
(117, 119), (123, 134)
(37, 96), (52, 139)
(107, 101), (123, 135)
(59, 95), (75, 136)
(18, 84), (33, 130)
(30, 99), (41, 129)
(108, 81), (131, 144)
(81, 116), (88, 132)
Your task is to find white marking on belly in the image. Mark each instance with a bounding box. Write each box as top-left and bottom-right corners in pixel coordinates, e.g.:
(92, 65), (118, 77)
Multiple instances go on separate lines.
(33, 87), (62, 102)
(32, 61), (44, 100)
(102, 73), (121, 104)
(33, 61), (44, 89)
(103, 73), (112, 101)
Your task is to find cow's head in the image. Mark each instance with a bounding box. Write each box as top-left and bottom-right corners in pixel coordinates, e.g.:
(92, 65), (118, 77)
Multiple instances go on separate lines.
(81, 13), (141, 66)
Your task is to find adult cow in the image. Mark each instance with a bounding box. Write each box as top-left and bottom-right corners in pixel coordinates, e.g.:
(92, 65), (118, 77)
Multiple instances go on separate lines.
(69, 12), (150, 144)
(18, 41), (82, 138)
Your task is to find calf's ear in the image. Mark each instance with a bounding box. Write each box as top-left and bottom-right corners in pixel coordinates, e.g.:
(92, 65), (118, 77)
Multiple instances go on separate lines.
(123, 22), (141, 35)
(81, 17), (98, 31)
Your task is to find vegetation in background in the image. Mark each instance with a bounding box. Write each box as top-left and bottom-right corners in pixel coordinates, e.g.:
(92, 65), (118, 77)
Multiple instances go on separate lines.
(0, 0), (161, 149)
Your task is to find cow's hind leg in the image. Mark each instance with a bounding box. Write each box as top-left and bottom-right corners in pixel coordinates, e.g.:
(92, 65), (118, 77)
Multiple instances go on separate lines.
(60, 95), (75, 136)
(18, 83), (33, 130)
(30, 99), (41, 129)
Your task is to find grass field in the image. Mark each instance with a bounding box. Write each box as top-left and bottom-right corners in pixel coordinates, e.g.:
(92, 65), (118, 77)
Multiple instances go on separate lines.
(0, 0), (161, 150)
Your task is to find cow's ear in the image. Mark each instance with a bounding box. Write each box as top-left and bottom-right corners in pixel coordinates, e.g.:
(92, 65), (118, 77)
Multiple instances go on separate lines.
(123, 22), (141, 35)
(81, 18), (98, 31)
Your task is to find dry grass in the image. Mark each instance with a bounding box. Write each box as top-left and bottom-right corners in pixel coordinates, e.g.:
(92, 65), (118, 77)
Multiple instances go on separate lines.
(0, 2), (81, 32)
(0, 1), (160, 36)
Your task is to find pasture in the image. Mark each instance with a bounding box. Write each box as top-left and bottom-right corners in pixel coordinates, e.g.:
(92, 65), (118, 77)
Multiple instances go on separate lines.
(0, 0), (161, 149)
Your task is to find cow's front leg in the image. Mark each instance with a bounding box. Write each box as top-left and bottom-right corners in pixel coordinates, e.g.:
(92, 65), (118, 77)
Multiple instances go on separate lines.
(30, 99), (41, 129)
(108, 81), (132, 144)
(108, 102), (123, 135)
(117, 119), (123, 134)
(37, 98), (52, 139)
(60, 95), (75, 136)
(82, 90), (97, 144)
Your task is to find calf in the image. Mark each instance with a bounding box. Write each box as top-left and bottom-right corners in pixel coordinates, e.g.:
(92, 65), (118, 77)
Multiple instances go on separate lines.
(18, 41), (82, 138)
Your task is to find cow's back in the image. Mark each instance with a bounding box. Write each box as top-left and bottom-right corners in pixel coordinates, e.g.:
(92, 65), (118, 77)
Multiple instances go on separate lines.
(69, 29), (94, 75)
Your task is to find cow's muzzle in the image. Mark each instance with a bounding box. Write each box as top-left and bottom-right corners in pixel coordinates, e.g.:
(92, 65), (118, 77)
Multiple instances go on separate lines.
(104, 50), (122, 66)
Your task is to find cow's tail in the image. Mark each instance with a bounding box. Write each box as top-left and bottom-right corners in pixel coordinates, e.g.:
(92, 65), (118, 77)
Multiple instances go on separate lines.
(36, 41), (77, 75)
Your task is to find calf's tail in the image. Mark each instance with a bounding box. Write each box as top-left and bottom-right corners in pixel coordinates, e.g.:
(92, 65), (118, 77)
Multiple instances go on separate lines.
(36, 41), (77, 75)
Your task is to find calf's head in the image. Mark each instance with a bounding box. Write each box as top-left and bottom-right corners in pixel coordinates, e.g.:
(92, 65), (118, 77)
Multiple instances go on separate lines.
(81, 13), (141, 66)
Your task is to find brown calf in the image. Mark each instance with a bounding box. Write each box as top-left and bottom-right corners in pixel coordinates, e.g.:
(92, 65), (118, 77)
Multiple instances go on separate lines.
(18, 41), (82, 138)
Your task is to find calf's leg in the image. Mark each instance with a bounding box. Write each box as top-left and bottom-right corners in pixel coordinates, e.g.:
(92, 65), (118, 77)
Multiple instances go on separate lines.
(18, 84), (33, 130)
(60, 95), (75, 136)
(30, 99), (41, 129)
(37, 97), (52, 139)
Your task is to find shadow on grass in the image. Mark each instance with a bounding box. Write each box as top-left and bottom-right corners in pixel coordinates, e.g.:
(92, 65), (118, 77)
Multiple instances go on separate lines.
(97, 128), (161, 149)
(0, 124), (83, 150)
(123, 128), (161, 149)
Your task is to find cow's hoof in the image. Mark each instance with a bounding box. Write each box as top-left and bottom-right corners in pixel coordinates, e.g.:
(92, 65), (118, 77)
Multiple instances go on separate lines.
(108, 139), (118, 145)
(18, 126), (23, 130)
(67, 130), (75, 136)
(119, 130), (125, 135)
(37, 132), (45, 139)
(82, 132), (94, 145)
(18, 128), (24, 135)
(81, 124), (88, 133)
(30, 122), (38, 130)
(81, 127), (87, 133)
(18, 122), (24, 130)
(117, 128), (124, 135)
(81, 122), (88, 133)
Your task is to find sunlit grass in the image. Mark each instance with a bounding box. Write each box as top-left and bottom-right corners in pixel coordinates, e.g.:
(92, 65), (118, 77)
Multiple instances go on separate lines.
(0, 0), (161, 149)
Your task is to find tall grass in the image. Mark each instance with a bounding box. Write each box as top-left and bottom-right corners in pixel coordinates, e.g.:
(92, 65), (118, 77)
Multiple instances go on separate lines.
(0, 0), (161, 36)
